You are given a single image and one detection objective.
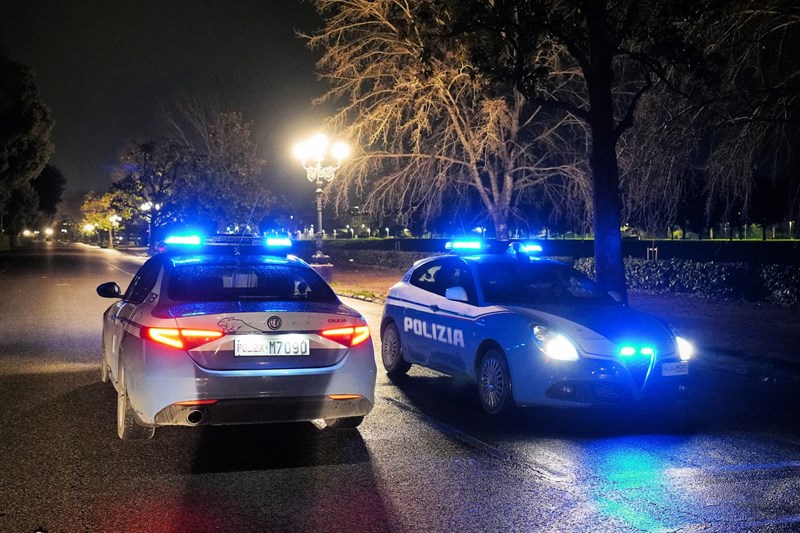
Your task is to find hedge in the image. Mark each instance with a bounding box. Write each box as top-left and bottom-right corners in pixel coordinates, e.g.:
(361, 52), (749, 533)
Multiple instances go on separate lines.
(569, 257), (800, 306)
(296, 243), (800, 306)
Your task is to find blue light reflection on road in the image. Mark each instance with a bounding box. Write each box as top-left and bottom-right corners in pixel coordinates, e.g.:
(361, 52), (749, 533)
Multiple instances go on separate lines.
(589, 436), (692, 531)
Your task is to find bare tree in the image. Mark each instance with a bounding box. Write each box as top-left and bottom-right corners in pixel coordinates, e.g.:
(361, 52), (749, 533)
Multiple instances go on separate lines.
(160, 97), (273, 231)
(619, 0), (800, 235)
(306, 0), (588, 238)
(410, 0), (729, 301)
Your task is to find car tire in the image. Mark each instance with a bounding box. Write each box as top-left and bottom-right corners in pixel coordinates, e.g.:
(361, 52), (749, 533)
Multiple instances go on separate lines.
(117, 370), (155, 441)
(477, 348), (513, 415)
(381, 321), (411, 377)
(325, 416), (364, 429)
(100, 360), (109, 383)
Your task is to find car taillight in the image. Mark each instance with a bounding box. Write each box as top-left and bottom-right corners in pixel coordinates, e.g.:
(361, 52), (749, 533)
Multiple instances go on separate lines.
(321, 325), (370, 347)
(142, 327), (224, 350)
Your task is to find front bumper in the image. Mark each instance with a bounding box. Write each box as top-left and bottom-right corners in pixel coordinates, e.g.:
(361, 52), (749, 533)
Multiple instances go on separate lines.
(508, 350), (689, 407)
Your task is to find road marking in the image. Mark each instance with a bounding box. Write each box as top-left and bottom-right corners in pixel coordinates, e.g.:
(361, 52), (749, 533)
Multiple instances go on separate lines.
(383, 396), (572, 483)
(104, 261), (134, 276)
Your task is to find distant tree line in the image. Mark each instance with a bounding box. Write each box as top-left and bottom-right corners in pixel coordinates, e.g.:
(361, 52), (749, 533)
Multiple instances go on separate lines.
(0, 54), (63, 242)
(81, 96), (274, 252)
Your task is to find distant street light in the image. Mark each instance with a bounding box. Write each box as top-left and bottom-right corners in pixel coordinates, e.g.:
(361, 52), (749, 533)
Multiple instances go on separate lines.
(139, 202), (161, 252)
(108, 214), (122, 249)
(293, 133), (350, 263)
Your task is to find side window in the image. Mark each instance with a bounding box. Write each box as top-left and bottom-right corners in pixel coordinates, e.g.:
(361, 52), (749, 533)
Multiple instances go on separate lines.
(410, 260), (446, 296)
(450, 260), (478, 304)
(124, 258), (162, 304)
(410, 258), (476, 301)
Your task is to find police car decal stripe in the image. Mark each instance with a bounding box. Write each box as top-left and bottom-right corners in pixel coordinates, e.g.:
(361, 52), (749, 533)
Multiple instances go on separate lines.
(386, 295), (509, 321)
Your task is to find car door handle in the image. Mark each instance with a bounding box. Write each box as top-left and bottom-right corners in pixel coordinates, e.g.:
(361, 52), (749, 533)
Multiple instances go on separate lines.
(429, 305), (440, 312)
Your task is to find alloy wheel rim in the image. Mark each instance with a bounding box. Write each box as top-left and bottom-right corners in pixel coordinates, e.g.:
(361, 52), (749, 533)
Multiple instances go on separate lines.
(383, 329), (399, 365)
(480, 357), (505, 408)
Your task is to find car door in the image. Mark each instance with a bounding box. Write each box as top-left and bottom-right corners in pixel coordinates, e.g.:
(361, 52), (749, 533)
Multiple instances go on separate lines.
(405, 257), (474, 375)
(109, 257), (162, 381)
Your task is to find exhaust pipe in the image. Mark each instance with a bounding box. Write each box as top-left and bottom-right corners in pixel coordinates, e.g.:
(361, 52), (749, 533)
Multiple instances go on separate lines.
(187, 410), (204, 425)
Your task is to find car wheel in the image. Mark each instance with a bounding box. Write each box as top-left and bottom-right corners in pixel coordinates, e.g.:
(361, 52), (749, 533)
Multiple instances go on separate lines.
(116, 371), (155, 441)
(381, 321), (411, 377)
(324, 416), (364, 429)
(478, 348), (513, 415)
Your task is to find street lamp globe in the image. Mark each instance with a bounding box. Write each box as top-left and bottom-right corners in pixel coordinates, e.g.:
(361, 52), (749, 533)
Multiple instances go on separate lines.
(293, 133), (351, 264)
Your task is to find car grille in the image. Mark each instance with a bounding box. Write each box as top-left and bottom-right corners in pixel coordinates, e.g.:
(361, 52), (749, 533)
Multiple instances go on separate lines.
(625, 357), (654, 390)
(591, 382), (632, 401)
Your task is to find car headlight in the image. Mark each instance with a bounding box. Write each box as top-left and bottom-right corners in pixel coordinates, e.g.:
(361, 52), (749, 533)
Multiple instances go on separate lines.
(669, 324), (695, 361)
(675, 336), (694, 361)
(531, 325), (579, 361)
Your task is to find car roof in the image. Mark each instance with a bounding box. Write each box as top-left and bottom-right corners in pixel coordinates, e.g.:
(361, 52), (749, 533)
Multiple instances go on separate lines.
(155, 246), (307, 268)
(442, 253), (567, 268)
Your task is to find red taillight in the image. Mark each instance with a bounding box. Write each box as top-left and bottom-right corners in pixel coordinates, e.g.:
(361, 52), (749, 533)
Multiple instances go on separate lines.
(328, 394), (363, 400)
(321, 325), (370, 347)
(142, 327), (224, 350)
(174, 399), (218, 406)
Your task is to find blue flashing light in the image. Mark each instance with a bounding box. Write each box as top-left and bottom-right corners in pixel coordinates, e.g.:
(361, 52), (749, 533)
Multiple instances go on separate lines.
(507, 241), (544, 260)
(618, 345), (656, 357)
(518, 242), (543, 253)
(445, 240), (482, 252)
(164, 235), (202, 245)
(265, 237), (292, 248)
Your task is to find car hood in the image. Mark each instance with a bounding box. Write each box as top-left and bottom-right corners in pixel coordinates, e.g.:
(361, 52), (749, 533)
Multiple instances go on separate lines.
(502, 304), (675, 357)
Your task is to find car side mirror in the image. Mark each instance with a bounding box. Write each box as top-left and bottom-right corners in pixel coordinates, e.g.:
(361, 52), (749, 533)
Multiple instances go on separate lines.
(445, 286), (469, 303)
(607, 290), (623, 303)
(97, 281), (122, 299)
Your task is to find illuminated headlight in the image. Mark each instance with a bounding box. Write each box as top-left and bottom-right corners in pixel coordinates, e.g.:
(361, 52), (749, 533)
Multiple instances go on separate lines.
(669, 324), (694, 361)
(676, 336), (694, 361)
(531, 325), (579, 361)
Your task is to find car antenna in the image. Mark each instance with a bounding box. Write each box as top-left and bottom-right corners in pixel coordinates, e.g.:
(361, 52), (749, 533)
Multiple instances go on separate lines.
(235, 193), (262, 256)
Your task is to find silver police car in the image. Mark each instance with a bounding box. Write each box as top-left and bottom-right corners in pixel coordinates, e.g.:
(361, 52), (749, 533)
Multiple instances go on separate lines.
(380, 241), (693, 414)
(97, 235), (376, 440)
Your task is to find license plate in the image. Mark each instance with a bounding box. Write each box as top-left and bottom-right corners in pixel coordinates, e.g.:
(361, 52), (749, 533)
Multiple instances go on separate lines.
(662, 361), (689, 376)
(234, 335), (310, 356)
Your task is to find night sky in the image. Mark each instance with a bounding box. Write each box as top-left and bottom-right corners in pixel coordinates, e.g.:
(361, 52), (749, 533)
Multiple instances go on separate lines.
(1, 0), (328, 207)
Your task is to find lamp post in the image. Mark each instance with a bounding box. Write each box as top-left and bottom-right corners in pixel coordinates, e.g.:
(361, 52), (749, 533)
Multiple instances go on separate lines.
(108, 214), (122, 249)
(293, 133), (350, 263)
(140, 202), (161, 252)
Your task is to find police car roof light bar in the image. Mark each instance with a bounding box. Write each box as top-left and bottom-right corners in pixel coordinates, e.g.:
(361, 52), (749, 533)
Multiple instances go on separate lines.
(164, 234), (203, 246)
(265, 237), (292, 248)
(445, 240), (483, 252)
(506, 241), (543, 260)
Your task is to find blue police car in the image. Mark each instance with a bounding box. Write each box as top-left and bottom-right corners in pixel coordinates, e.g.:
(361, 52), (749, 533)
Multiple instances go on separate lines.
(380, 241), (693, 414)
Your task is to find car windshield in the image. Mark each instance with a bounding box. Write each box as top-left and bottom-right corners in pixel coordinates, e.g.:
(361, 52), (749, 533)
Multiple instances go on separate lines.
(167, 260), (337, 303)
(476, 261), (614, 306)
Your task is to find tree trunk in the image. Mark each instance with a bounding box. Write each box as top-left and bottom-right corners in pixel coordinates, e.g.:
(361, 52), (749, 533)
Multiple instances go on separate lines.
(585, 52), (628, 303)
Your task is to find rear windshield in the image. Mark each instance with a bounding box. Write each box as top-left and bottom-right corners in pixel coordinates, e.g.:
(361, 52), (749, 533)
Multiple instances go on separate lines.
(167, 262), (338, 303)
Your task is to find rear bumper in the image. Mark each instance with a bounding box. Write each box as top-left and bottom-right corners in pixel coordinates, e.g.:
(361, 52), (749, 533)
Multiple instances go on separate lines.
(155, 396), (373, 426)
(124, 341), (377, 426)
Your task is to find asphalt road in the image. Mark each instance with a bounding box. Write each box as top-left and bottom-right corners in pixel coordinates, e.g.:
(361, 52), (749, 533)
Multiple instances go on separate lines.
(2, 243), (800, 532)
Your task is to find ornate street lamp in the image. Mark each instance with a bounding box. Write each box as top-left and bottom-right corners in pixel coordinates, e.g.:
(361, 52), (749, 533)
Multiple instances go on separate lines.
(293, 133), (350, 263)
